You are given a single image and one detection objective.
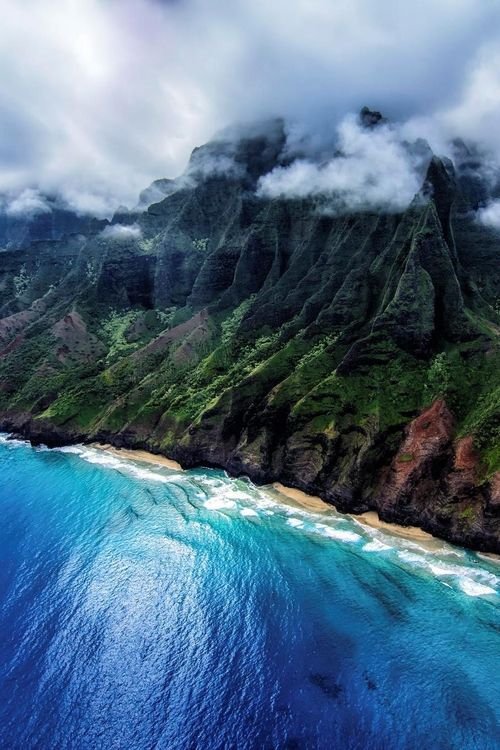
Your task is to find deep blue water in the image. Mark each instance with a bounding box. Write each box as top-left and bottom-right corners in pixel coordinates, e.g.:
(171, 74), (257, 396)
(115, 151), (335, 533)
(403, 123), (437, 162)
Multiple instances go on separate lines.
(0, 437), (499, 750)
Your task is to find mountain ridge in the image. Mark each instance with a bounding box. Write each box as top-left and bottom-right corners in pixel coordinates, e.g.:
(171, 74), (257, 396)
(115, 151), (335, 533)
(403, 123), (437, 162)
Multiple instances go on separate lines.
(0, 112), (499, 551)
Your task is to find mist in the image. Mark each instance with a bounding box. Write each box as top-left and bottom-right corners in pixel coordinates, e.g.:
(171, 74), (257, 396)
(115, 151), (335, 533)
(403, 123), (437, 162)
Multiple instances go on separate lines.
(257, 114), (431, 213)
(1, 0), (500, 214)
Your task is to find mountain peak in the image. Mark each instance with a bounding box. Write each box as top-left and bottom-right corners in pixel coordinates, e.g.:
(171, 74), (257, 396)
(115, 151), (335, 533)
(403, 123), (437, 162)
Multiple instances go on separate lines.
(359, 106), (386, 128)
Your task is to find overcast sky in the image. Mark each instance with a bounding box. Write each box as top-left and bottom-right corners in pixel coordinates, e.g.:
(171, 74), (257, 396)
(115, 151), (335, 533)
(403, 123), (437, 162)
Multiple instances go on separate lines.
(1, 0), (500, 214)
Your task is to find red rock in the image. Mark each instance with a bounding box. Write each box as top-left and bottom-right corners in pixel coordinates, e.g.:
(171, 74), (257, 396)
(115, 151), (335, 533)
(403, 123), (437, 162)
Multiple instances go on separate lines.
(453, 436), (479, 472)
(383, 399), (454, 496)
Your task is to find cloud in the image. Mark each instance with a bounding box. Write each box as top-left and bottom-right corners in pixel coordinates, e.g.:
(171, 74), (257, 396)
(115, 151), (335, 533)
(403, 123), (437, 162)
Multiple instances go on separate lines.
(478, 201), (500, 230)
(258, 115), (430, 212)
(100, 223), (143, 241)
(2, 188), (51, 217)
(1, 1), (500, 213)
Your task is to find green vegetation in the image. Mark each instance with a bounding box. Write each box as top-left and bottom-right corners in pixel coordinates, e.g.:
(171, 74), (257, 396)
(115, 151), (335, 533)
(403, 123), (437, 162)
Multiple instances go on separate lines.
(13, 265), (31, 298)
(398, 453), (414, 463)
(192, 238), (210, 252)
(220, 296), (256, 343)
(98, 310), (142, 364)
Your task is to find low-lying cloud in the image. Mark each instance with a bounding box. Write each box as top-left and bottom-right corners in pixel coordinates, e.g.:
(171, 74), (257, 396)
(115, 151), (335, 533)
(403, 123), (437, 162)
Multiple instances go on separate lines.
(100, 223), (143, 241)
(1, 188), (51, 217)
(1, 1), (500, 214)
(258, 115), (430, 213)
(478, 201), (500, 230)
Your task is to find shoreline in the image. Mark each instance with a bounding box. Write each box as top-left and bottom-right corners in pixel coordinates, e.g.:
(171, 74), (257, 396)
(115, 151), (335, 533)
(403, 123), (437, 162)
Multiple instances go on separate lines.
(272, 481), (444, 551)
(90, 443), (465, 552)
(2, 428), (498, 557)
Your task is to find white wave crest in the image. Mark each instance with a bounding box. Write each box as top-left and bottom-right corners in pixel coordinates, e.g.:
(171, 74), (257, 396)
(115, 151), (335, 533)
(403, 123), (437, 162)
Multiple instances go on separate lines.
(314, 524), (361, 543)
(54, 445), (85, 454)
(287, 518), (304, 528)
(363, 539), (392, 552)
(203, 497), (237, 511)
(240, 507), (259, 517)
(459, 579), (496, 597)
(0, 435), (28, 447)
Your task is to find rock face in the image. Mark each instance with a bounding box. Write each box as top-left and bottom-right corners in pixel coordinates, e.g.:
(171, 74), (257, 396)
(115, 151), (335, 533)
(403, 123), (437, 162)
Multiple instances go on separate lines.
(375, 403), (498, 550)
(379, 399), (455, 512)
(359, 106), (386, 128)
(0, 117), (499, 551)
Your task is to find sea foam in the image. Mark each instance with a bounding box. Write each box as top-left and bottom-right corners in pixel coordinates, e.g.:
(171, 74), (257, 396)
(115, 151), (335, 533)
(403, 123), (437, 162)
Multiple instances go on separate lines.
(458, 579), (496, 597)
(203, 497), (237, 511)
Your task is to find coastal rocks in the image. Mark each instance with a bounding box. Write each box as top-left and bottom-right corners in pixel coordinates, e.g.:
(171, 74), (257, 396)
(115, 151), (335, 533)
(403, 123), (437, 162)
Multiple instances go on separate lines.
(447, 436), (481, 501)
(0, 411), (86, 448)
(489, 473), (500, 510)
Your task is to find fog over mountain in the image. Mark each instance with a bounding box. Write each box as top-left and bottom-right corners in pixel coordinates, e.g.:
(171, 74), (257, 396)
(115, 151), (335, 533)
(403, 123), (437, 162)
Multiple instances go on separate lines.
(2, 0), (500, 215)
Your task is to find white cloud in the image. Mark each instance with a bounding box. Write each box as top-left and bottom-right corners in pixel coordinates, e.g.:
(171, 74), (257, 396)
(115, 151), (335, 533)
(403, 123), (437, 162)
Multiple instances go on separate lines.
(0, 0), (500, 212)
(258, 115), (429, 212)
(438, 42), (500, 155)
(478, 200), (500, 229)
(3, 188), (51, 217)
(100, 223), (142, 241)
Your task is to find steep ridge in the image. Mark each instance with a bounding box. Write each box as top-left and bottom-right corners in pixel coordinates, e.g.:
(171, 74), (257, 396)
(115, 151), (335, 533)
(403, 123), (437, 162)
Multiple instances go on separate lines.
(0, 116), (499, 551)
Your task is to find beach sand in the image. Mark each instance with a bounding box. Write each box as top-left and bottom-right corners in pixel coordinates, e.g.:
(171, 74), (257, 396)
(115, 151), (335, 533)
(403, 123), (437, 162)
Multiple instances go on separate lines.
(477, 551), (500, 565)
(92, 443), (183, 472)
(354, 510), (436, 543)
(271, 482), (331, 513)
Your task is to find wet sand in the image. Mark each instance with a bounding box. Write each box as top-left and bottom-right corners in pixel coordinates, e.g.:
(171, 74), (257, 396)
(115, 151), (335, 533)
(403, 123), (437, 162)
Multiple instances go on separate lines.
(355, 510), (435, 543)
(477, 551), (500, 565)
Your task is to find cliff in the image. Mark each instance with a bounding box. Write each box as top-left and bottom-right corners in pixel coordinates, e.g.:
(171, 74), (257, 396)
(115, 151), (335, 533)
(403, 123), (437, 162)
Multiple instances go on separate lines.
(0, 116), (499, 551)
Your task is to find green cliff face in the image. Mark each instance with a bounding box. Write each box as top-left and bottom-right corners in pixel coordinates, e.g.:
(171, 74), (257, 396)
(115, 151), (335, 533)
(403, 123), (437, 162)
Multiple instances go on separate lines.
(0, 123), (499, 551)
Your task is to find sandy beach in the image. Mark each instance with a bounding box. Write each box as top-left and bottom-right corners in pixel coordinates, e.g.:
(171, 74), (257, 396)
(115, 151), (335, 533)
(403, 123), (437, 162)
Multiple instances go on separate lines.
(477, 551), (500, 565)
(91, 443), (183, 471)
(354, 510), (436, 543)
(271, 482), (332, 513)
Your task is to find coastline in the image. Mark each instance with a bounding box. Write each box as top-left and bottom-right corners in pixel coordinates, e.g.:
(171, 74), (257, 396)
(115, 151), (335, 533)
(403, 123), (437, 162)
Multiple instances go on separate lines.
(272, 481), (443, 550)
(271, 482), (332, 513)
(1, 425), (498, 555)
(89, 443), (459, 551)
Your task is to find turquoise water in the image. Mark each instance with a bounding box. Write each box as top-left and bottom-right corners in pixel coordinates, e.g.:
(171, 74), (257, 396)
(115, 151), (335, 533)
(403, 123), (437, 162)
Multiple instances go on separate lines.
(0, 436), (499, 749)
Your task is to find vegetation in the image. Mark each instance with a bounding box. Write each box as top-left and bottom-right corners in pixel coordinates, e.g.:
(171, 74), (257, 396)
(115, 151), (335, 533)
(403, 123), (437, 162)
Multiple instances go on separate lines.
(98, 310), (142, 364)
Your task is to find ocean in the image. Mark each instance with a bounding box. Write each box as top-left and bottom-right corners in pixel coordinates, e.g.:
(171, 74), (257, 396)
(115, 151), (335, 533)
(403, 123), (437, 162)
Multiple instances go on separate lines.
(0, 436), (499, 749)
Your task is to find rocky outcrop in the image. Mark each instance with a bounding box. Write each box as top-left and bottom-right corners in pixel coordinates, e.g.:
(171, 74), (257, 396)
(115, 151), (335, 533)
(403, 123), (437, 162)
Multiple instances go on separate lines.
(51, 311), (105, 364)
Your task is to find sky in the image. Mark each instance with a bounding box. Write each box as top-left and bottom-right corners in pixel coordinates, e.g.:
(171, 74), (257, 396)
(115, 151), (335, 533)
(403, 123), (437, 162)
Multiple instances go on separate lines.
(1, 0), (500, 215)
